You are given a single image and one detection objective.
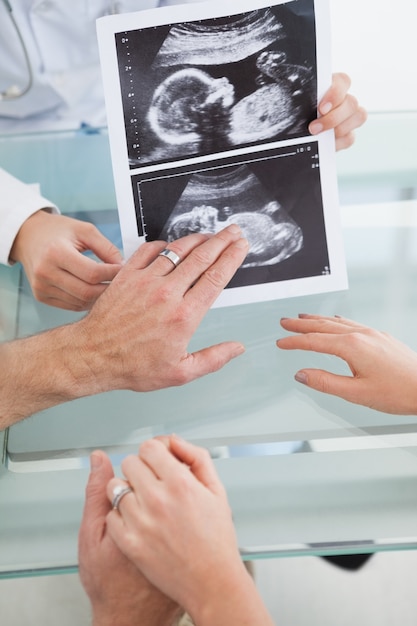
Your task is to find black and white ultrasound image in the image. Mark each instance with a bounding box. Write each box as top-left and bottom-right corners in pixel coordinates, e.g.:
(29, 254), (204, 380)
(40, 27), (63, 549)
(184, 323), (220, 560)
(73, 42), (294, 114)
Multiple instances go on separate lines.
(116, 0), (317, 167)
(131, 141), (329, 288)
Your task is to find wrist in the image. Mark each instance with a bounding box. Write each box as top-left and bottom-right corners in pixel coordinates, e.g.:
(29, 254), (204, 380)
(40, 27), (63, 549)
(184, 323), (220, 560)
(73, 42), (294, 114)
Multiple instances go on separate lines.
(0, 323), (105, 428)
(9, 209), (51, 264)
(185, 562), (273, 626)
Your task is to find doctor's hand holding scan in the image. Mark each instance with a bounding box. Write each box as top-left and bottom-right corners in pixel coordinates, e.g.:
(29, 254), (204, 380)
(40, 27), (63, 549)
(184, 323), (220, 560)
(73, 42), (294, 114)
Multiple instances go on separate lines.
(0, 1), (367, 311)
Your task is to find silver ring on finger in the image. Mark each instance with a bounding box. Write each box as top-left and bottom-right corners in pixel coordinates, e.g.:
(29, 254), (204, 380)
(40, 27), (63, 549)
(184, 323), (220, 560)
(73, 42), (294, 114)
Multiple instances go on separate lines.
(111, 485), (133, 512)
(158, 248), (181, 268)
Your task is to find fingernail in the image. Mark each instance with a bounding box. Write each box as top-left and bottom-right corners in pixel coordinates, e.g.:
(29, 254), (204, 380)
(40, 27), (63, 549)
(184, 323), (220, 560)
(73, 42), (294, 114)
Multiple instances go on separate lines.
(309, 122), (323, 135)
(90, 451), (103, 472)
(298, 313), (310, 318)
(226, 223), (242, 235)
(295, 371), (308, 385)
(233, 343), (246, 357)
(234, 237), (249, 249)
(320, 102), (332, 115)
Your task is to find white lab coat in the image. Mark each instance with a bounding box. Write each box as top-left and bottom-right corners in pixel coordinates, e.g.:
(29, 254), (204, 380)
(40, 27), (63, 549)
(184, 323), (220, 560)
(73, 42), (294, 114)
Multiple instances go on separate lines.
(0, 168), (58, 265)
(0, 0), (200, 264)
(0, 0), (165, 132)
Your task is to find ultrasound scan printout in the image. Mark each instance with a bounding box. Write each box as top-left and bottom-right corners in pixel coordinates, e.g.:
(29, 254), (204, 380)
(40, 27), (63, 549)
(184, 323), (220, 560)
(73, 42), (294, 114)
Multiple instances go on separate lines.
(97, 0), (347, 307)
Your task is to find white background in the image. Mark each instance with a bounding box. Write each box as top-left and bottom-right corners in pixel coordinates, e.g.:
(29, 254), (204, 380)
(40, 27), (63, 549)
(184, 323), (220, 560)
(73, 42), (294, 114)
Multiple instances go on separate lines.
(330, 0), (417, 112)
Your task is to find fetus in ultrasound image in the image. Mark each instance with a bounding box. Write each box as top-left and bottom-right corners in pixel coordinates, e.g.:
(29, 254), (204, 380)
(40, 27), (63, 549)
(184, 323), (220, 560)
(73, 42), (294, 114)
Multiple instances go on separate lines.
(160, 166), (303, 268)
(119, 3), (317, 165)
(147, 68), (235, 153)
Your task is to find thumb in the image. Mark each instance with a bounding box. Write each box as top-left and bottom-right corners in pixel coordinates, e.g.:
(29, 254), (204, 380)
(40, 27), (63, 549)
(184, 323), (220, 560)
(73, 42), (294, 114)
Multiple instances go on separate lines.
(85, 228), (124, 264)
(294, 368), (358, 403)
(182, 342), (245, 382)
(81, 450), (115, 530)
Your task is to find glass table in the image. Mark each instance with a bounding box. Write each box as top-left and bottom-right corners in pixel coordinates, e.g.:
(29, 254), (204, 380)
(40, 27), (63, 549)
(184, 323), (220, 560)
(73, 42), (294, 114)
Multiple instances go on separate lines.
(1, 119), (417, 578)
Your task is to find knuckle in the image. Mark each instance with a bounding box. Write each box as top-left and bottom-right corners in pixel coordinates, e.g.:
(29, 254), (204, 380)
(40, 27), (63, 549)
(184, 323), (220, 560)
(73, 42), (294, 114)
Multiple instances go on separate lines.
(337, 71), (351, 90)
(31, 276), (44, 295)
(190, 246), (214, 268)
(123, 528), (142, 557)
(139, 439), (157, 456)
(336, 132), (355, 151)
(155, 282), (175, 305)
(84, 265), (102, 284)
(202, 265), (227, 289)
(197, 447), (211, 465)
(32, 256), (52, 281)
(171, 367), (192, 387)
(149, 489), (167, 514)
(314, 372), (331, 394)
(346, 330), (371, 350)
(358, 106), (368, 126)
(343, 132), (356, 149)
(166, 241), (184, 258)
(82, 221), (98, 237)
(78, 283), (95, 304)
(347, 93), (359, 112)
(148, 240), (167, 255)
(121, 454), (137, 477)
(171, 301), (193, 327)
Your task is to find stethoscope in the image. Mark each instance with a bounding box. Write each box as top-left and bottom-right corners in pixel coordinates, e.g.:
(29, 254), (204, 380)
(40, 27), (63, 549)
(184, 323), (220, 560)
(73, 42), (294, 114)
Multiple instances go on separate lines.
(0, 0), (123, 101)
(0, 0), (33, 100)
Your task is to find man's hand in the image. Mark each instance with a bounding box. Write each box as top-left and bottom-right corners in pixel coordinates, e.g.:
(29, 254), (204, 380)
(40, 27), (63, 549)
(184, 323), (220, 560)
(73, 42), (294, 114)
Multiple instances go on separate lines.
(0, 225), (248, 428)
(78, 224), (248, 394)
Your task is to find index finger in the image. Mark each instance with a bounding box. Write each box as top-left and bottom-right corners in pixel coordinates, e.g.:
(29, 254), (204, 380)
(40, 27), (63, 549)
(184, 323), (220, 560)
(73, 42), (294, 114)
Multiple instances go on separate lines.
(277, 331), (355, 361)
(280, 314), (369, 335)
(169, 224), (246, 293)
(60, 248), (122, 284)
(182, 233), (249, 310)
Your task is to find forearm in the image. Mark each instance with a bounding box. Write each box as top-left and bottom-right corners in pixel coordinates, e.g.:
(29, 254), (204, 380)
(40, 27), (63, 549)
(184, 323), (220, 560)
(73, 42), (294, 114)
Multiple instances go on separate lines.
(92, 614), (139, 626)
(187, 564), (275, 626)
(0, 323), (103, 429)
(91, 600), (180, 626)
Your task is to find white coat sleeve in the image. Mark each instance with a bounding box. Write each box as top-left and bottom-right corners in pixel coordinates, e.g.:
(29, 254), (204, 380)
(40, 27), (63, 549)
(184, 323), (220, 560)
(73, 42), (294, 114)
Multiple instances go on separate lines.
(0, 168), (58, 266)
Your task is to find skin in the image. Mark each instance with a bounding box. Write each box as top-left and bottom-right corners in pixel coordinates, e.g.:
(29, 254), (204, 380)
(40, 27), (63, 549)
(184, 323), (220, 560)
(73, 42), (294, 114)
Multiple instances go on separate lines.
(277, 314), (417, 415)
(79, 449), (183, 626)
(105, 436), (275, 626)
(309, 72), (367, 151)
(10, 211), (123, 311)
(0, 226), (249, 429)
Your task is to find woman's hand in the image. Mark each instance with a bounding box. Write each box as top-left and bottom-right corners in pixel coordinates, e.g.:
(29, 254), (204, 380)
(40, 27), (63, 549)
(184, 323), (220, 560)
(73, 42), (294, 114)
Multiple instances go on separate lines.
(106, 436), (274, 626)
(278, 314), (417, 415)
